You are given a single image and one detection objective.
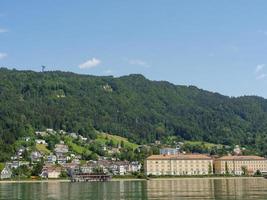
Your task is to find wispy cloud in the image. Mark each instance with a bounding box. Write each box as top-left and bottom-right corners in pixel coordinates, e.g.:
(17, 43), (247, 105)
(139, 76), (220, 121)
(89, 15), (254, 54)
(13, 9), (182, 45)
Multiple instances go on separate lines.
(0, 52), (7, 60)
(255, 64), (265, 73)
(256, 73), (267, 80)
(0, 28), (8, 33)
(258, 30), (267, 36)
(128, 59), (150, 68)
(255, 64), (267, 80)
(79, 57), (101, 69)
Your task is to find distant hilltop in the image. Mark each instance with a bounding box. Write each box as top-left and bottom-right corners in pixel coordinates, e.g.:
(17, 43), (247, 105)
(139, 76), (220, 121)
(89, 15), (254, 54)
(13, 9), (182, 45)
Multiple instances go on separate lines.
(0, 67), (267, 159)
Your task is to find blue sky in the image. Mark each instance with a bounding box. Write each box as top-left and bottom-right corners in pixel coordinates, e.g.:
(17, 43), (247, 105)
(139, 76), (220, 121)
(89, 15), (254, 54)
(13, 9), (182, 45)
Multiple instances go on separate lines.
(1, 1), (267, 97)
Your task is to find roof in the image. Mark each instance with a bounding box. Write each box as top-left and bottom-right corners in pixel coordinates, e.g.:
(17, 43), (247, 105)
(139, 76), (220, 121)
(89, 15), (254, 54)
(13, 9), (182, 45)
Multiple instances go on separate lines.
(146, 154), (212, 160)
(217, 156), (266, 161)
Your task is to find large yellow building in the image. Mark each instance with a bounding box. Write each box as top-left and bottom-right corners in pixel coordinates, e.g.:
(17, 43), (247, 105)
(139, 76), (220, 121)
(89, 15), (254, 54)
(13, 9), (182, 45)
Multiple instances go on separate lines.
(144, 154), (213, 176)
(214, 156), (267, 175)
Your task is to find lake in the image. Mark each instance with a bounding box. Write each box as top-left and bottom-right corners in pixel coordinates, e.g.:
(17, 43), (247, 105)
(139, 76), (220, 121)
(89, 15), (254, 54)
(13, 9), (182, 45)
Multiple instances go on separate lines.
(0, 178), (267, 200)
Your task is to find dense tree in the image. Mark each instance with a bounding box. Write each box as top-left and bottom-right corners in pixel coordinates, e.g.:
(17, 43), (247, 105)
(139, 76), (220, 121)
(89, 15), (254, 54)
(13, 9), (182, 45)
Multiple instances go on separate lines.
(1, 68), (267, 160)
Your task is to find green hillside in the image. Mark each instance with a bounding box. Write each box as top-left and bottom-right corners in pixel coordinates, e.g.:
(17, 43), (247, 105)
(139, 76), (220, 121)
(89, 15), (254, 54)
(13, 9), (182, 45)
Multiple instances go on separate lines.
(96, 132), (139, 149)
(1, 68), (267, 160)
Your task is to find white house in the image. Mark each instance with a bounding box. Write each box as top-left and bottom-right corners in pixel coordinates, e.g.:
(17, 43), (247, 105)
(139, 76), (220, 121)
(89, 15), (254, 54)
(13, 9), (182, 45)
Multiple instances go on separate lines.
(35, 139), (47, 145)
(47, 155), (57, 163)
(0, 166), (12, 179)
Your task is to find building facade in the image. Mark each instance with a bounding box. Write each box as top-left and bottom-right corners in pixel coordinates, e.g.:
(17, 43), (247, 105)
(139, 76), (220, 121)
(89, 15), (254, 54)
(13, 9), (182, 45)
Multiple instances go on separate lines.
(214, 156), (267, 175)
(0, 166), (12, 179)
(160, 148), (178, 155)
(144, 154), (213, 176)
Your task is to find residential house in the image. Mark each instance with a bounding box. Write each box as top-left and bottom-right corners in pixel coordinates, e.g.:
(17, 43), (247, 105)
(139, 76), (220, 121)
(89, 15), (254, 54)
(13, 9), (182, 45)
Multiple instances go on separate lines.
(0, 166), (12, 179)
(35, 131), (48, 137)
(129, 161), (142, 173)
(47, 154), (57, 164)
(108, 161), (131, 175)
(160, 148), (178, 155)
(233, 145), (242, 155)
(54, 143), (69, 154)
(30, 151), (42, 162)
(54, 142), (69, 164)
(35, 139), (47, 145)
(46, 129), (56, 135)
(41, 165), (62, 179)
(79, 135), (88, 141)
(17, 147), (26, 157)
(69, 133), (78, 139)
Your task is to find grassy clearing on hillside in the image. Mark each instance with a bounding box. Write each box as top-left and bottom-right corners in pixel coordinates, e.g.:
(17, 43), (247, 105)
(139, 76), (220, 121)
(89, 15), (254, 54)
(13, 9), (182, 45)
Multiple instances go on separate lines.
(184, 141), (221, 149)
(64, 137), (90, 154)
(96, 132), (139, 149)
(36, 144), (51, 155)
(0, 163), (5, 171)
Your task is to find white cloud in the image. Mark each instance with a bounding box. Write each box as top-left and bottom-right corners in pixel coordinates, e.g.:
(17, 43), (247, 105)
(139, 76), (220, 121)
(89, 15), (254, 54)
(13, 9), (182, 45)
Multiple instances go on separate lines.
(0, 52), (7, 60)
(256, 73), (267, 80)
(79, 57), (101, 69)
(255, 64), (265, 73)
(0, 28), (8, 33)
(128, 59), (150, 68)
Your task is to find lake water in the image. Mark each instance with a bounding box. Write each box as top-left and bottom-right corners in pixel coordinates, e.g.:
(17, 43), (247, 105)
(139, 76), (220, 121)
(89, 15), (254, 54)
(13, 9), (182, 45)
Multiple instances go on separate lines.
(0, 178), (267, 200)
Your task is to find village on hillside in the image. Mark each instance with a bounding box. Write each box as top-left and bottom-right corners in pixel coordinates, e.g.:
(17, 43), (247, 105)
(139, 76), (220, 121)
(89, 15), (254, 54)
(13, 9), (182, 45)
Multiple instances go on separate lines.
(0, 128), (267, 180)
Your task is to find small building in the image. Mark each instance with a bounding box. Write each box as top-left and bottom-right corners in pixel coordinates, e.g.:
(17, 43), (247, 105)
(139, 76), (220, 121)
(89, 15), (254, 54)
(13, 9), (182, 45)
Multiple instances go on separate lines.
(69, 133), (78, 139)
(56, 155), (68, 164)
(79, 135), (88, 141)
(214, 156), (267, 175)
(17, 147), (26, 156)
(129, 161), (142, 173)
(41, 165), (62, 179)
(35, 139), (47, 145)
(80, 165), (95, 174)
(46, 129), (55, 134)
(31, 151), (42, 162)
(0, 166), (12, 179)
(54, 143), (69, 154)
(233, 145), (242, 155)
(160, 148), (178, 155)
(35, 131), (48, 137)
(47, 154), (57, 163)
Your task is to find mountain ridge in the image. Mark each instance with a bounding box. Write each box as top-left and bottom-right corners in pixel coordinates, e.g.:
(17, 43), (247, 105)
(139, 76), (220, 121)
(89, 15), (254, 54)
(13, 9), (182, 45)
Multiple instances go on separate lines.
(0, 67), (267, 160)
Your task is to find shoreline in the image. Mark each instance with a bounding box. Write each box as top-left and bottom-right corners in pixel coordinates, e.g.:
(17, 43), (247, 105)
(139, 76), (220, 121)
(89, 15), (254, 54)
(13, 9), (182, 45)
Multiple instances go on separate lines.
(0, 179), (71, 184)
(0, 176), (264, 183)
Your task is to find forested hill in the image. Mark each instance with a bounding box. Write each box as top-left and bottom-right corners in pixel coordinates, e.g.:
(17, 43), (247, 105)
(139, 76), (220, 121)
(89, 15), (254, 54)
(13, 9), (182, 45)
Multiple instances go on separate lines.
(1, 68), (267, 155)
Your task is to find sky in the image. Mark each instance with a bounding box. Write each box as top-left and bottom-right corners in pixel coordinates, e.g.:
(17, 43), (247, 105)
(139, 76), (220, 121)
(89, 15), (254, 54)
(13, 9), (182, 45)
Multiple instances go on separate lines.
(1, 1), (267, 97)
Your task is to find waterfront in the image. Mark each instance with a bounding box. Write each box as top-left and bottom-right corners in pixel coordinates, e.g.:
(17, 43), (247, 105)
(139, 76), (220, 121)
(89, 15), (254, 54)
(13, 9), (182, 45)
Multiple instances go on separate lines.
(0, 178), (267, 199)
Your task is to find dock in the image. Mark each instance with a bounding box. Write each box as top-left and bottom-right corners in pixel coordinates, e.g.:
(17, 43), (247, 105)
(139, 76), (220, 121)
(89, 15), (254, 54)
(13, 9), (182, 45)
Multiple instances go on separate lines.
(71, 173), (112, 182)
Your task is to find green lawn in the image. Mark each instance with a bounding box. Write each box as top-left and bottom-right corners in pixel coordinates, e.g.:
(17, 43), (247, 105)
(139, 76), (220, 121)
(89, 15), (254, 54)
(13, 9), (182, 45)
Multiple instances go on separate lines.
(96, 132), (139, 149)
(184, 141), (221, 148)
(0, 163), (5, 171)
(64, 136), (90, 154)
(36, 144), (51, 155)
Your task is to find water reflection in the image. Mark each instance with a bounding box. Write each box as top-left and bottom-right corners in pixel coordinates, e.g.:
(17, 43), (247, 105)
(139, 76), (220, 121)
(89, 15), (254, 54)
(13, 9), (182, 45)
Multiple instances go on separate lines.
(0, 178), (267, 200)
(147, 178), (267, 200)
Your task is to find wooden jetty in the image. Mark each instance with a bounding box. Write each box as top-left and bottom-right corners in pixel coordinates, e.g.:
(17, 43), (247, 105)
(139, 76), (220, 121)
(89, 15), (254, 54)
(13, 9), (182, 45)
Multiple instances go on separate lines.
(71, 173), (112, 182)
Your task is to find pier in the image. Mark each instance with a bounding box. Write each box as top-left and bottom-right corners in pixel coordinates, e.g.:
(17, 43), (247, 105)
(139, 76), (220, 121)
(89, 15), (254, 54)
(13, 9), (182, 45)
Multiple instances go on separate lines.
(71, 173), (112, 182)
